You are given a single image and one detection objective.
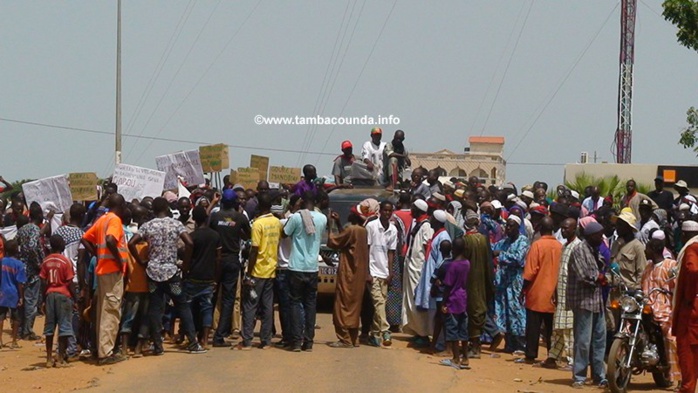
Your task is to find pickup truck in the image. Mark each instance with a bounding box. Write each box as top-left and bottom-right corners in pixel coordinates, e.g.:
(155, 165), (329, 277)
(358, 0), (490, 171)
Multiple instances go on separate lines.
(317, 186), (396, 296)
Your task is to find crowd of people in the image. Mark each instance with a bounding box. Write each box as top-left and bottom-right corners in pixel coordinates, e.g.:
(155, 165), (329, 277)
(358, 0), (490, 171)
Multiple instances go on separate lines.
(0, 130), (697, 391)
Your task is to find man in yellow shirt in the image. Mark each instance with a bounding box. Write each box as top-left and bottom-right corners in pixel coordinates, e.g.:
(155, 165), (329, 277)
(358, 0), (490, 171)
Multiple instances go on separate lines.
(238, 193), (282, 350)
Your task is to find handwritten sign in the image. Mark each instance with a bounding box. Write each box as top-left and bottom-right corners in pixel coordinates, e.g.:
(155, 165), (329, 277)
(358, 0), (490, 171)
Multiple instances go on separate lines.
(250, 155), (269, 181)
(156, 150), (205, 189)
(68, 172), (99, 201)
(233, 167), (260, 190)
(22, 175), (73, 213)
(112, 164), (166, 202)
(199, 143), (229, 172)
(268, 166), (301, 184)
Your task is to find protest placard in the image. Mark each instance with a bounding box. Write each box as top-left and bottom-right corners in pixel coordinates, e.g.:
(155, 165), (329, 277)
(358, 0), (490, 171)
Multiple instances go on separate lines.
(112, 164), (166, 202)
(250, 155), (269, 180)
(22, 175), (73, 213)
(156, 150), (205, 189)
(268, 166), (301, 184)
(236, 167), (260, 190)
(199, 143), (229, 172)
(68, 172), (99, 201)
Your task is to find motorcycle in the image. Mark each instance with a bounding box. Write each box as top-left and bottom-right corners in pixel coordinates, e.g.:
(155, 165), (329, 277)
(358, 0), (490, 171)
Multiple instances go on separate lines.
(606, 267), (675, 393)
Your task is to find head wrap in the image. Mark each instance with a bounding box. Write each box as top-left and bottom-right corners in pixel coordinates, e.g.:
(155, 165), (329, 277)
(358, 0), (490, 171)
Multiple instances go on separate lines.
(465, 209), (479, 222)
(433, 209), (448, 223)
(515, 200), (528, 211)
(522, 190), (534, 199)
(356, 198), (379, 219)
(163, 191), (178, 203)
(682, 220), (698, 232)
(507, 215), (521, 226)
(651, 230), (666, 240)
(578, 216), (598, 230)
(652, 209), (667, 227)
(413, 199), (428, 213)
(491, 200), (503, 210)
(583, 221), (604, 236)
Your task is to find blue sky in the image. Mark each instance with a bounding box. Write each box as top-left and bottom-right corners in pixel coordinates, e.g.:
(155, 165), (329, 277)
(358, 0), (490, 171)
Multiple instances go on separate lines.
(1, 0), (696, 187)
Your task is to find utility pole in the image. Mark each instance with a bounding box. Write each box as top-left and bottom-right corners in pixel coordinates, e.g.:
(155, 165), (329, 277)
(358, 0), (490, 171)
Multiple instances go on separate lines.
(115, 0), (122, 165)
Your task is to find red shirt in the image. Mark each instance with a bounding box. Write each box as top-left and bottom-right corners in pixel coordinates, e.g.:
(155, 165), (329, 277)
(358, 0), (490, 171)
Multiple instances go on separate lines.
(40, 253), (74, 298)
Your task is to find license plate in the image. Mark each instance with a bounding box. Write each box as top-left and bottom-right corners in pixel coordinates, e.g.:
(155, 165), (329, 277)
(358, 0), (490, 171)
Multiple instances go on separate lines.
(319, 266), (337, 276)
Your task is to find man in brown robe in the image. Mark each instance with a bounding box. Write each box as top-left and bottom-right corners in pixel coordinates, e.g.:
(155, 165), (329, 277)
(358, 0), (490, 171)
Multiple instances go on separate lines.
(327, 209), (369, 347)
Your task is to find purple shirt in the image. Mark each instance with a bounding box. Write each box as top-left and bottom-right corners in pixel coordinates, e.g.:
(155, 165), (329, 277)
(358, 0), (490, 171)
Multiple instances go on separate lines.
(293, 180), (318, 197)
(443, 259), (470, 314)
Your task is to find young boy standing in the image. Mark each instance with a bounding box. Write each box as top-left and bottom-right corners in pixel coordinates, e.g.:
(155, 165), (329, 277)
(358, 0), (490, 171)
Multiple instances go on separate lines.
(40, 235), (76, 368)
(365, 201), (398, 347)
(439, 237), (471, 370)
(0, 240), (27, 349)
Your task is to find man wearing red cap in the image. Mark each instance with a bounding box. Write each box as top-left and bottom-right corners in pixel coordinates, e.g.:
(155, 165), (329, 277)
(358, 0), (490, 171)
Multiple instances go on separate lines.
(332, 140), (356, 185)
(361, 128), (386, 185)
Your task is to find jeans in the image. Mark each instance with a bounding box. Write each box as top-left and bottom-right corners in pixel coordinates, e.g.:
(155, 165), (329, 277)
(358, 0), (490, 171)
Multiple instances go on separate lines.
(148, 275), (197, 347)
(289, 271), (318, 347)
(241, 278), (274, 346)
(213, 256), (241, 344)
(120, 292), (149, 339)
(572, 308), (607, 384)
(274, 269), (292, 343)
(21, 277), (41, 337)
(184, 281), (215, 331)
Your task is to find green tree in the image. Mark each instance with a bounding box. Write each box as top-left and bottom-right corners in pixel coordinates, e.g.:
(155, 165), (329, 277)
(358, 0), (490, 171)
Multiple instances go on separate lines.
(678, 106), (698, 154)
(663, 0), (698, 52)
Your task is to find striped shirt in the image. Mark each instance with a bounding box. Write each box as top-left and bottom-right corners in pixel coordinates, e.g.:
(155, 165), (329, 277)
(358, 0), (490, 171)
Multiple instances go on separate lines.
(566, 240), (604, 312)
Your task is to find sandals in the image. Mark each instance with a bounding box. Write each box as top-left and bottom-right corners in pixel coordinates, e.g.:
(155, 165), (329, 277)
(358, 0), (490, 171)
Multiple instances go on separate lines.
(439, 359), (470, 370)
(327, 341), (353, 348)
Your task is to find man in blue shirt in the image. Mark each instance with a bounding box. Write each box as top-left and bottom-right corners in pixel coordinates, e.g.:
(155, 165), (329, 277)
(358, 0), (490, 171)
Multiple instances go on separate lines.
(283, 191), (327, 352)
(0, 239), (27, 348)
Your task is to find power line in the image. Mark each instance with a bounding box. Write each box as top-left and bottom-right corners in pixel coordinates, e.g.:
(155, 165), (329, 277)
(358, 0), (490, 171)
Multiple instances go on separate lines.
(314, 0), (398, 165)
(506, 2), (619, 161)
(297, 0), (360, 166)
(468, 2), (528, 137)
(480, 0), (534, 135)
(0, 116), (335, 157)
(132, 0), (263, 164)
(301, 0), (367, 165)
(123, 1), (196, 140)
(126, 0), (223, 161)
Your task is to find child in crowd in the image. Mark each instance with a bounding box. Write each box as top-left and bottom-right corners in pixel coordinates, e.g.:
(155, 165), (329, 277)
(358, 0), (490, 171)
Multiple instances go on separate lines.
(0, 239), (27, 349)
(439, 237), (471, 370)
(40, 235), (76, 368)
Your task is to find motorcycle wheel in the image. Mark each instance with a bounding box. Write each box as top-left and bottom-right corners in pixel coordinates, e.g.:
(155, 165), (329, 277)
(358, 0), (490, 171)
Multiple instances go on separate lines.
(652, 369), (672, 388)
(608, 338), (632, 393)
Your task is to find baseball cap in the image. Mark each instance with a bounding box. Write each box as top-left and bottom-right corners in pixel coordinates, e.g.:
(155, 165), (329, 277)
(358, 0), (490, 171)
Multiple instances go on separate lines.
(221, 189), (238, 203)
(371, 127), (382, 135)
(639, 199), (653, 208)
(341, 140), (353, 150)
(675, 180), (688, 189)
(654, 175), (663, 182)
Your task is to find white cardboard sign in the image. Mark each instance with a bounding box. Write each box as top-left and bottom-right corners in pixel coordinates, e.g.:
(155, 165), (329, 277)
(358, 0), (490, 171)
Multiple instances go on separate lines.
(22, 175), (73, 213)
(156, 150), (205, 189)
(112, 163), (166, 202)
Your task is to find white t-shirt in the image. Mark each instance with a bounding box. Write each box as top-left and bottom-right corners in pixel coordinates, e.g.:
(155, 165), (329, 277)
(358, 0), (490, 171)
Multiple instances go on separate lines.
(366, 219), (397, 279)
(361, 141), (386, 182)
(277, 218), (291, 269)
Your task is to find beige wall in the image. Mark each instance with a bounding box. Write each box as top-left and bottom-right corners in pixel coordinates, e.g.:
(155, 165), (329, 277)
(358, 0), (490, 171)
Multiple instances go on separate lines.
(564, 163), (658, 185)
(470, 142), (503, 154)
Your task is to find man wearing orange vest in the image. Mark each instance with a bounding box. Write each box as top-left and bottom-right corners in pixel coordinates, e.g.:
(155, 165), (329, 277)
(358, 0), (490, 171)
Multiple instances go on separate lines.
(81, 193), (128, 365)
(673, 220), (698, 393)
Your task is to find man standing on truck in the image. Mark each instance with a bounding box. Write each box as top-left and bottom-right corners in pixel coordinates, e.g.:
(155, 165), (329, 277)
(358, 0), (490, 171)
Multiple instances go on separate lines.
(383, 130), (411, 192)
(332, 141), (356, 186)
(361, 127), (386, 185)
